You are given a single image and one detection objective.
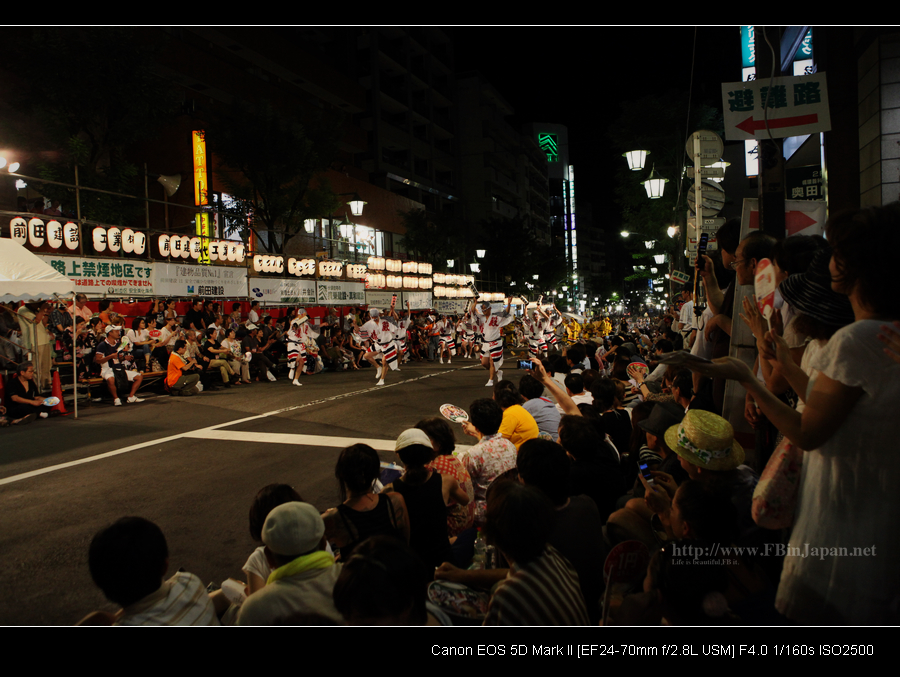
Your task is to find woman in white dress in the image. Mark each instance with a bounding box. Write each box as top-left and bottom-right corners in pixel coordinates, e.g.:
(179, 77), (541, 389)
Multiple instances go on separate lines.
(689, 203), (900, 624)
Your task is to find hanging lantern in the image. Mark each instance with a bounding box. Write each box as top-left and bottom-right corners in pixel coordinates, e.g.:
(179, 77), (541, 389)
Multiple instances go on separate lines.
(92, 226), (107, 252)
(29, 218), (46, 247)
(107, 227), (122, 253)
(158, 234), (171, 257)
(121, 228), (135, 253)
(10, 217), (27, 245)
(642, 165), (668, 199)
(623, 150), (649, 171)
(47, 221), (63, 249)
(64, 222), (79, 250)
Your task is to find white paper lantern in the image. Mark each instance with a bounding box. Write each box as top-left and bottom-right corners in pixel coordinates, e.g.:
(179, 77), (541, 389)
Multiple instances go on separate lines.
(10, 217), (27, 245)
(64, 222), (79, 250)
(107, 227), (122, 253)
(158, 234), (171, 257)
(121, 228), (135, 253)
(189, 237), (201, 259)
(133, 231), (146, 255)
(29, 219), (46, 247)
(46, 221), (63, 249)
(92, 226), (107, 252)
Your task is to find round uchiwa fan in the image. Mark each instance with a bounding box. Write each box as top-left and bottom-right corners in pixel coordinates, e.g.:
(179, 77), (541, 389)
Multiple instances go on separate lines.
(440, 404), (469, 423)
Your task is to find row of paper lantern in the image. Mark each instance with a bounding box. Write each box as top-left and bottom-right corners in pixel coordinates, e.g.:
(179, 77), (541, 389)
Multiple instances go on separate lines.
(8, 217), (80, 250)
(94, 227), (148, 254)
(366, 256), (433, 275)
(158, 234), (245, 262)
(433, 273), (475, 286)
(365, 273), (434, 289)
(433, 286), (478, 298)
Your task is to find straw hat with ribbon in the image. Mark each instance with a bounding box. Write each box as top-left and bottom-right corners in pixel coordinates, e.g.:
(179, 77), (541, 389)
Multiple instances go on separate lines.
(664, 409), (744, 471)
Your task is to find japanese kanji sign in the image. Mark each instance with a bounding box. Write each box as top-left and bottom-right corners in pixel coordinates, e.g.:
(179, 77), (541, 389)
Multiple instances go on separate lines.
(722, 73), (830, 140)
(38, 255), (155, 297)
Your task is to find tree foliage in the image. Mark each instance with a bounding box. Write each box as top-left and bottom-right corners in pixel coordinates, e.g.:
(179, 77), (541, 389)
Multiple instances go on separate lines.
(2, 27), (180, 224)
(202, 100), (343, 254)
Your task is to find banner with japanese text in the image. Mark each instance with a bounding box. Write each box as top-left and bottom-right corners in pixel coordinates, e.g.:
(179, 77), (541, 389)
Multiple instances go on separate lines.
(37, 255), (155, 297)
(316, 281), (366, 305)
(154, 262), (248, 298)
(249, 278), (317, 305)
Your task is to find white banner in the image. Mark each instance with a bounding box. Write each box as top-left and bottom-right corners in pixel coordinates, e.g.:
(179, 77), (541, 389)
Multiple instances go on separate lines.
(249, 278), (317, 305)
(316, 280), (366, 305)
(154, 262), (248, 298)
(37, 255), (155, 297)
(402, 291), (433, 310)
(365, 291), (396, 309)
(432, 298), (468, 314)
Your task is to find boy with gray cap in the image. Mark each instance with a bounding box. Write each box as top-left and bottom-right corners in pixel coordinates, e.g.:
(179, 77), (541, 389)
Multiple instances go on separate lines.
(237, 502), (344, 625)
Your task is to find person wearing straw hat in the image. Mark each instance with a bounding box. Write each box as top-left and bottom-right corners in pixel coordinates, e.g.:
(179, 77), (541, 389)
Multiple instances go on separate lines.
(664, 409), (745, 474)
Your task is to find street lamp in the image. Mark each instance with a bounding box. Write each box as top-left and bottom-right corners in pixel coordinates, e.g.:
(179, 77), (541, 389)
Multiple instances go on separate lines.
(622, 150), (649, 171)
(642, 165), (668, 199)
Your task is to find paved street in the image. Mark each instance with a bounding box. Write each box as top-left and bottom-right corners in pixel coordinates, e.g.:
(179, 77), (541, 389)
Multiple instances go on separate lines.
(0, 356), (503, 625)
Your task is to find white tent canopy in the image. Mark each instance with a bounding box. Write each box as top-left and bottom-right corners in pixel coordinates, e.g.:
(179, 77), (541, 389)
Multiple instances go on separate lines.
(0, 238), (75, 302)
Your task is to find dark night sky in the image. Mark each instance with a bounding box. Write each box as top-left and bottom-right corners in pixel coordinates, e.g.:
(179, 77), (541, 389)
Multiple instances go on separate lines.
(450, 26), (743, 223)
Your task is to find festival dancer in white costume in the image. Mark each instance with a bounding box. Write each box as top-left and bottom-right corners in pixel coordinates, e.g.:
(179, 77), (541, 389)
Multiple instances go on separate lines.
(358, 304), (399, 386)
(472, 296), (516, 387)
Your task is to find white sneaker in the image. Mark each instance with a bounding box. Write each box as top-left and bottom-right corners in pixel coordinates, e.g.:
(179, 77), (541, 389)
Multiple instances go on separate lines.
(496, 370), (503, 382)
(439, 357), (443, 364)
(288, 368), (295, 380)
(127, 396), (144, 404)
(292, 379), (302, 387)
(376, 379), (385, 386)
(114, 398), (122, 406)
(485, 379), (494, 387)
(39, 412), (49, 419)
(267, 370), (276, 382)
(448, 359), (452, 364)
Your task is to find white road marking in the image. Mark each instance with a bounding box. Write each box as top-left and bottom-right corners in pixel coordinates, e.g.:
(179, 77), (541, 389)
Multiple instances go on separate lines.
(0, 366), (477, 486)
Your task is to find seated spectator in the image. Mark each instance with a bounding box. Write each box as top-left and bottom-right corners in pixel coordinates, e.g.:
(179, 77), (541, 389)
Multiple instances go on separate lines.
(243, 484), (305, 595)
(94, 325), (144, 406)
(481, 480), (589, 625)
(384, 429), (469, 571)
(166, 340), (201, 396)
(558, 372), (593, 413)
(237, 502), (344, 625)
(149, 315), (178, 370)
(517, 438), (609, 624)
(79, 516), (218, 625)
(460, 398), (518, 525)
(493, 380), (539, 450)
(518, 373), (561, 441)
(126, 317), (153, 372)
(321, 444), (409, 560)
(418, 417), (475, 538)
(558, 415), (623, 521)
(333, 536), (452, 625)
(7, 361), (60, 423)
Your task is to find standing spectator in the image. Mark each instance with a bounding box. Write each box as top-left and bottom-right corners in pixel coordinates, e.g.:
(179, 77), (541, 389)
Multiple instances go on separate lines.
(688, 202), (900, 624)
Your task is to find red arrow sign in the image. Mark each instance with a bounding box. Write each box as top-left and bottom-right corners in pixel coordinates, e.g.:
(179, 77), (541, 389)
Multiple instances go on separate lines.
(749, 210), (818, 236)
(736, 113), (820, 135)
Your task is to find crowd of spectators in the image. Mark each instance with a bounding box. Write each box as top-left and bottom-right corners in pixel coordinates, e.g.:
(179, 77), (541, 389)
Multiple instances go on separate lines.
(38, 203), (900, 624)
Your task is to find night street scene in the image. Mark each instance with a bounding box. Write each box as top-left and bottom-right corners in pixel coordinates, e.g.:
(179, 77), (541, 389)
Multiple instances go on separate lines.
(0, 26), (897, 640)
